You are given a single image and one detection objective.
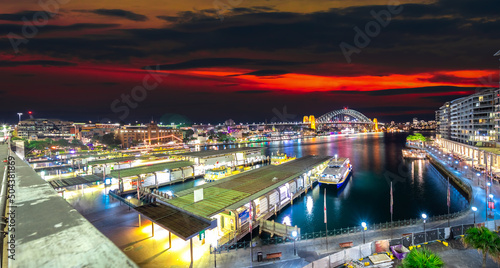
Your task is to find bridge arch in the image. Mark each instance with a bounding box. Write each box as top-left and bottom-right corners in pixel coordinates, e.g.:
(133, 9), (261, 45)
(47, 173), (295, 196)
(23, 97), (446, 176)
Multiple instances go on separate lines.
(316, 109), (373, 124)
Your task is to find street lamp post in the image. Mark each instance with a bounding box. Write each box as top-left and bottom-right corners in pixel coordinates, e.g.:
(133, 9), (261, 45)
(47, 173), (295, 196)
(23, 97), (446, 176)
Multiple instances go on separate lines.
(488, 194), (494, 220)
(421, 214), (427, 243)
(361, 222), (367, 244)
(472, 206), (477, 224)
(292, 230), (297, 255)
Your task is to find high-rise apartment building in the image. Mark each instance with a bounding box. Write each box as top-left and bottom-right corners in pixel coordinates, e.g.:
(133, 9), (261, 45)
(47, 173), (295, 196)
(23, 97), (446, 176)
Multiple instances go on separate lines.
(436, 89), (496, 146)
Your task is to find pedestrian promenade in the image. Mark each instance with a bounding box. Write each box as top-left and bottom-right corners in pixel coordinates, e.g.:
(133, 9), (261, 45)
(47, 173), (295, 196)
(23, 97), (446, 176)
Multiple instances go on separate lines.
(192, 145), (499, 268)
(4, 144), (137, 268)
(65, 142), (499, 267)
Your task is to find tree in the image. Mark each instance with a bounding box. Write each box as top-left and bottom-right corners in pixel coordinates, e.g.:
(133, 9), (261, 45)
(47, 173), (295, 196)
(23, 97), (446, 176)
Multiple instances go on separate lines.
(406, 133), (427, 142)
(100, 133), (121, 149)
(184, 129), (195, 139)
(55, 139), (69, 147)
(463, 227), (500, 268)
(400, 248), (444, 268)
(70, 139), (81, 147)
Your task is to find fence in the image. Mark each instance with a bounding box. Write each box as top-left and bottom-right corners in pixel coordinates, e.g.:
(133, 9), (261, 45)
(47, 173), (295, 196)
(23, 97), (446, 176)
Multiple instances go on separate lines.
(212, 147), (474, 254)
(303, 222), (480, 268)
(211, 215), (474, 253)
(213, 191), (471, 253)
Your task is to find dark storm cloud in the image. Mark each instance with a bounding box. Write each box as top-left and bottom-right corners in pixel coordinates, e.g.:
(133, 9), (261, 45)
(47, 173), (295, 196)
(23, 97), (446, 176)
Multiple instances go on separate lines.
(234, 90), (272, 94)
(0, 23), (119, 35)
(157, 6), (278, 24)
(0, 60), (76, 67)
(61, 82), (120, 86)
(366, 86), (476, 96)
(146, 58), (309, 70)
(231, 6), (278, 14)
(244, 70), (289, 76)
(157, 10), (216, 24)
(13, 74), (36, 77)
(437, 0), (500, 17)
(126, 4), (498, 72)
(0, 11), (56, 21)
(0, 1), (495, 73)
(421, 93), (477, 104)
(80, 9), (148, 21)
(0, 37), (144, 61)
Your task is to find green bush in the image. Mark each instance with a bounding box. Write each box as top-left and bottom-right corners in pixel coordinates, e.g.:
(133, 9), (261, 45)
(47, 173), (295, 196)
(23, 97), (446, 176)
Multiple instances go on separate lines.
(400, 248), (444, 268)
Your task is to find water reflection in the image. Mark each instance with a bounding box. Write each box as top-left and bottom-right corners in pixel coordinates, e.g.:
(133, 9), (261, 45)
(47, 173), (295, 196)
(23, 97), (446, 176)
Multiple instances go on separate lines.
(282, 216), (292, 226)
(306, 196), (313, 214)
(269, 133), (469, 233)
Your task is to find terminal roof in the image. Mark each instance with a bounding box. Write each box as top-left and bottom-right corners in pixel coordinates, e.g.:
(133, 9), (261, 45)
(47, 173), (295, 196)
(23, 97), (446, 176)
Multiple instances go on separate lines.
(48, 174), (104, 188)
(109, 161), (194, 178)
(169, 155), (331, 219)
(135, 203), (211, 240)
(87, 156), (138, 165)
(178, 147), (262, 158)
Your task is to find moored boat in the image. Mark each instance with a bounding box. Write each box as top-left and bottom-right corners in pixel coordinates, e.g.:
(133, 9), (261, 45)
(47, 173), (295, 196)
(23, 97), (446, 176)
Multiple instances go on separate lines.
(402, 149), (426, 159)
(204, 166), (232, 182)
(270, 152), (296, 165)
(319, 157), (352, 188)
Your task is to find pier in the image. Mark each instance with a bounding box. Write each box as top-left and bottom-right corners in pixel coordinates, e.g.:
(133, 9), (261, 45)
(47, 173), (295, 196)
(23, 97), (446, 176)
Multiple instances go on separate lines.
(132, 155), (331, 248)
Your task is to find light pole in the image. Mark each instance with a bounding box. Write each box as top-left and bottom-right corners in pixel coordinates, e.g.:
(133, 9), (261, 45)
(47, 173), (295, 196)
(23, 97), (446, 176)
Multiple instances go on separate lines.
(361, 222), (367, 244)
(488, 194), (494, 220)
(421, 214), (427, 243)
(17, 113), (23, 122)
(472, 206), (477, 224)
(292, 230), (297, 255)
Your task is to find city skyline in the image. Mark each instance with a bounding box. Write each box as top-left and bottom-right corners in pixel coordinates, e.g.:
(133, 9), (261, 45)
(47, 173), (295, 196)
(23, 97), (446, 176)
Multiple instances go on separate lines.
(1, 0), (499, 123)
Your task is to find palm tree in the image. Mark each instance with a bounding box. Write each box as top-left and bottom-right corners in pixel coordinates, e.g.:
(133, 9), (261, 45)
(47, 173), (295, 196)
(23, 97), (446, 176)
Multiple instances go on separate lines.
(463, 226), (500, 268)
(400, 248), (444, 268)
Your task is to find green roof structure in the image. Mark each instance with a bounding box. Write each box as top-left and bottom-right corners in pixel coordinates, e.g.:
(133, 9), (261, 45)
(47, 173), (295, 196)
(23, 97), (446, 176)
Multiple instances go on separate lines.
(109, 161), (195, 178)
(169, 155), (331, 220)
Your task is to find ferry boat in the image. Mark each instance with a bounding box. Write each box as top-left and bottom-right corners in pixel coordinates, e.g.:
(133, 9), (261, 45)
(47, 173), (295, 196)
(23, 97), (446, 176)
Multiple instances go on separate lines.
(319, 157), (352, 188)
(204, 166), (232, 182)
(341, 128), (356, 135)
(271, 152), (296, 165)
(402, 149), (426, 159)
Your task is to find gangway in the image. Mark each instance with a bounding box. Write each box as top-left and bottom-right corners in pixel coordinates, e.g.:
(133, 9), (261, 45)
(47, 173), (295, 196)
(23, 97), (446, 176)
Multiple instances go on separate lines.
(259, 219), (300, 238)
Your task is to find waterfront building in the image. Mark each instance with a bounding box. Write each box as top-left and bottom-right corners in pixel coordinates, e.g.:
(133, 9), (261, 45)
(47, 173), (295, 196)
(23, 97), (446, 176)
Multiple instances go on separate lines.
(76, 122), (120, 143)
(115, 122), (183, 148)
(17, 118), (75, 140)
(436, 89), (496, 147)
(436, 102), (451, 140)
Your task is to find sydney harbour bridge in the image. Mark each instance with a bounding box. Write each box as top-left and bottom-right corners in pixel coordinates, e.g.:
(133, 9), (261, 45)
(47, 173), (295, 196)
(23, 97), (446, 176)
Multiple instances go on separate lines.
(254, 108), (382, 131)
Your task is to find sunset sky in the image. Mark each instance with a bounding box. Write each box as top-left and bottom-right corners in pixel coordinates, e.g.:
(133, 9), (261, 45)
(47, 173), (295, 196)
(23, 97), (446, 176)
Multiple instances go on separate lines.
(0, 0), (499, 124)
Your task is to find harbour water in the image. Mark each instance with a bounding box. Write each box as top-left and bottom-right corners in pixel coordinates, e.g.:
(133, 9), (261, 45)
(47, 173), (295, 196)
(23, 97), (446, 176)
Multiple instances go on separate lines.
(159, 132), (469, 234)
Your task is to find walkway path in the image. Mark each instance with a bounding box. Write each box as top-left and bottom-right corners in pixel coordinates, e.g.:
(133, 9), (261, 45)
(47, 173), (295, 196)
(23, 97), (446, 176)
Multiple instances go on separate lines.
(192, 144), (499, 267)
(65, 142), (499, 267)
(5, 145), (137, 268)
